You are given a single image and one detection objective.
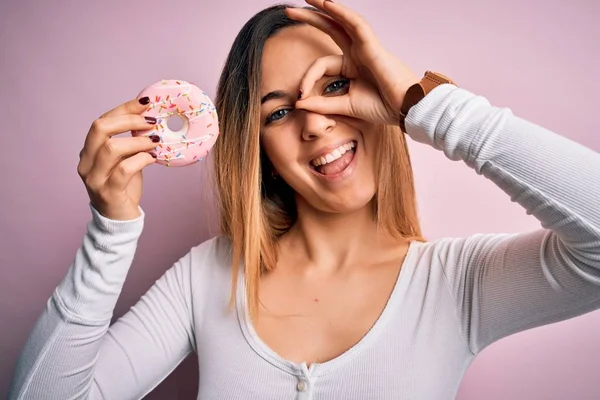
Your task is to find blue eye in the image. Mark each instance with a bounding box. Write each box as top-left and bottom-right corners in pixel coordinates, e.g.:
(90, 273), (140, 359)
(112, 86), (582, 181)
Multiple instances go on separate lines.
(324, 78), (350, 94)
(265, 108), (291, 124)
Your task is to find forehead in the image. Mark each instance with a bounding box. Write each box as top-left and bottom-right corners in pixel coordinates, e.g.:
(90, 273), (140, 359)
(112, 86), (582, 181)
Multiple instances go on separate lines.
(260, 25), (341, 92)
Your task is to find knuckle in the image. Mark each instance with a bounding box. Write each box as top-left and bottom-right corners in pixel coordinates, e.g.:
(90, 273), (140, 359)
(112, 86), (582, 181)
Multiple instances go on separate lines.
(316, 57), (329, 70)
(77, 162), (86, 179)
(90, 118), (105, 132)
(101, 140), (118, 157)
(84, 175), (100, 191)
(115, 162), (134, 178)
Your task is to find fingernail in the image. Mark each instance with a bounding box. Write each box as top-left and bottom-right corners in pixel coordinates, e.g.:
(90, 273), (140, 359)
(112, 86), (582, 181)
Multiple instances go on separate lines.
(298, 90), (303, 100)
(325, 0), (334, 3)
(150, 152), (157, 158)
(149, 135), (160, 143)
(145, 116), (157, 124)
(139, 96), (150, 105)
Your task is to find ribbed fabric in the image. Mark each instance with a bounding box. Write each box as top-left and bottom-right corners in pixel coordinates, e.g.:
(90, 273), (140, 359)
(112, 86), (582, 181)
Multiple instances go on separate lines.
(7, 84), (600, 400)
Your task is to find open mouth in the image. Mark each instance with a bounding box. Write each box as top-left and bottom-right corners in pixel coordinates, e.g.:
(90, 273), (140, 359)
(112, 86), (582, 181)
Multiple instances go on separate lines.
(309, 140), (357, 177)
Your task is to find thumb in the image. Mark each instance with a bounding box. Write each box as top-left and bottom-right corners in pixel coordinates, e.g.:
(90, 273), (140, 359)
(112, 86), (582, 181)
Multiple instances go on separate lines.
(295, 95), (354, 117)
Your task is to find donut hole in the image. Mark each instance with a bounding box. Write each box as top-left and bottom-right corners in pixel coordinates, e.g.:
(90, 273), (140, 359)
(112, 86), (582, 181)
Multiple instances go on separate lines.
(167, 114), (185, 133)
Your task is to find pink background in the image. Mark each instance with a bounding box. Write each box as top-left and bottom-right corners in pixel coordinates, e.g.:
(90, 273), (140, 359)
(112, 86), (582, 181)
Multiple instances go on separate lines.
(1, 0), (599, 398)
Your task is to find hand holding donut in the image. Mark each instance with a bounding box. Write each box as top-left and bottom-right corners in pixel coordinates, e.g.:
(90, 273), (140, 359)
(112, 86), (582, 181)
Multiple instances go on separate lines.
(77, 97), (158, 221)
(287, 0), (419, 125)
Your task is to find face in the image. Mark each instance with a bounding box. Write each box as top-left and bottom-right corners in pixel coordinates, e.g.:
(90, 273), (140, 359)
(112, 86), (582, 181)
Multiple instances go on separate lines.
(260, 25), (379, 214)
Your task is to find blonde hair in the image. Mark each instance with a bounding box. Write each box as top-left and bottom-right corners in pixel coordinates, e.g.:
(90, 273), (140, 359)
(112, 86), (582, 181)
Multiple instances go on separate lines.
(211, 4), (426, 320)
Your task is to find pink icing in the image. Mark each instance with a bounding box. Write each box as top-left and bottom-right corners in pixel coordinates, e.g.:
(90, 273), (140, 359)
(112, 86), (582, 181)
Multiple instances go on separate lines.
(131, 79), (219, 167)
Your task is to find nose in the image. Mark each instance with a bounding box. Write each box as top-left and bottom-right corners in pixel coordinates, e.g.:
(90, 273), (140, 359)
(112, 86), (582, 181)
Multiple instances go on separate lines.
(299, 109), (336, 141)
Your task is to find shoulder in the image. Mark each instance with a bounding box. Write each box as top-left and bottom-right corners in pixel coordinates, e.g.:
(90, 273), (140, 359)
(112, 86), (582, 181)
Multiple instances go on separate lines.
(187, 234), (233, 264)
(406, 232), (524, 284)
(180, 234), (235, 289)
(412, 232), (519, 262)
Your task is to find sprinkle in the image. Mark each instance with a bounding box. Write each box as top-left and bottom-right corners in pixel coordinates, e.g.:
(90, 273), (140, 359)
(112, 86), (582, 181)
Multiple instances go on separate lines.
(207, 123), (212, 128)
(176, 81), (181, 85)
(166, 94), (170, 101)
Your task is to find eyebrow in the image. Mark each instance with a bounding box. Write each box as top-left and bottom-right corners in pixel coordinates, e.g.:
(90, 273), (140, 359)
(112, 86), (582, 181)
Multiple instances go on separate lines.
(261, 90), (288, 105)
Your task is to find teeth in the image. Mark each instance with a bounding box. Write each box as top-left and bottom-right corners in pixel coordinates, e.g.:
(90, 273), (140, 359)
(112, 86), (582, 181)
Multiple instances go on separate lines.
(312, 141), (356, 167)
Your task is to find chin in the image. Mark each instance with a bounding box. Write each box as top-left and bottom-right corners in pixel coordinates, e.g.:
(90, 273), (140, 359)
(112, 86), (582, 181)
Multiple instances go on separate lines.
(298, 181), (376, 215)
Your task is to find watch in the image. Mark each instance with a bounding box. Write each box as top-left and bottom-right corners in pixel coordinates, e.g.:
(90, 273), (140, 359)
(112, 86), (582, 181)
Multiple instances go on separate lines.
(398, 71), (456, 132)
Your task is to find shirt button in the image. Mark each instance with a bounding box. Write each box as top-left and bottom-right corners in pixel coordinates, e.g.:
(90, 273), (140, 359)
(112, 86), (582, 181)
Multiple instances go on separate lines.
(297, 379), (308, 392)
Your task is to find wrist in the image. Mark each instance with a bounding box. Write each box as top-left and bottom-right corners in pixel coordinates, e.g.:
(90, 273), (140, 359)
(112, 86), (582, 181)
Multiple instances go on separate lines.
(92, 201), (143, 222)
(385, 76), (418, 126)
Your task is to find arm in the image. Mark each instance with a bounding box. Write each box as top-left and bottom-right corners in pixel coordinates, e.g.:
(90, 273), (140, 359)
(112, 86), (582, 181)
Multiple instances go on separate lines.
(7, 205), (195, 399)
(406, 84), (600, 355)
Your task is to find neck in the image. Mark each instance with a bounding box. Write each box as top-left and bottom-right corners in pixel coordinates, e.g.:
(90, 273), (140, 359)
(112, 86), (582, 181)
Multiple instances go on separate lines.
(279, 198), (403, 274)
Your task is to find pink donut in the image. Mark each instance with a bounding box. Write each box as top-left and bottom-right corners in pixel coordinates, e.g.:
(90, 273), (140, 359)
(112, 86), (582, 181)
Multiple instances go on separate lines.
(131, 79), (219, 167)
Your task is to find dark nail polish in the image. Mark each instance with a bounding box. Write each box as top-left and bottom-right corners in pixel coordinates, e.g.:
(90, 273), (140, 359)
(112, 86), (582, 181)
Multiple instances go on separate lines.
(149, 135), (160, 143)
(150, 153), (157, 158)
(145, 116), (157, 124)
(298, 90), (303, 100)
(325, 0), (333, 3)
(139, 96), (150, 105)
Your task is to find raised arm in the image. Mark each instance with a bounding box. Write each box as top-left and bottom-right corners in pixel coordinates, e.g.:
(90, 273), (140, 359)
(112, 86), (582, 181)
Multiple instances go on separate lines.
(9, 94), (197, 399)
(407, 84), (600, 355)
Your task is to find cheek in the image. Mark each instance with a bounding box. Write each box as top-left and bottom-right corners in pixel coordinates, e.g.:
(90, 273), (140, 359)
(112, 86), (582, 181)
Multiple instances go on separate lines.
(261, 135), (298, 172)
(354, 123), (379, 165)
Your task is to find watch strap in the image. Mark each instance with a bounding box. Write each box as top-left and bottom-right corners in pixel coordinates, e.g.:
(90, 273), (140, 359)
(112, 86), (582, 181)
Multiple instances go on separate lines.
(399, 71), (455, 132)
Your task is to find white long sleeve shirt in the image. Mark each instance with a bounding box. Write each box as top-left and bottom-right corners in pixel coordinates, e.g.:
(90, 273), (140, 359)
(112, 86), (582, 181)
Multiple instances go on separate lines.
(7, 84), (600, 399)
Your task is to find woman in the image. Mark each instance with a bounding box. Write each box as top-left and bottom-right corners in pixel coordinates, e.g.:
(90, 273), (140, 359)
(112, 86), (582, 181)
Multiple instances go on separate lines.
(8, 1), (600, 399)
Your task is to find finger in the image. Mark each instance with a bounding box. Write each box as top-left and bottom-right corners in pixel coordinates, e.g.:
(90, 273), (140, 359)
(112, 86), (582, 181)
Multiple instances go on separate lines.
(299, 55), (343, 99)
(304, 0), (375, 44)
(99, 97), (152, 119)
(80, 114), (157, 175)
(106, 151), (156, 192)
(285, 7), (351, 52)
(296, 94), (353, 118)
(84, 136), (157, 190)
